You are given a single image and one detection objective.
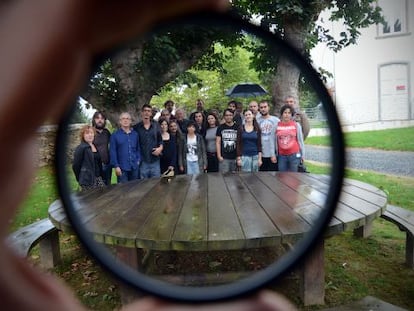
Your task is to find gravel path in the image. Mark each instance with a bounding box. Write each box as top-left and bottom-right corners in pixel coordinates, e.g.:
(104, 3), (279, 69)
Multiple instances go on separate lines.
(305, 145), (414, 177)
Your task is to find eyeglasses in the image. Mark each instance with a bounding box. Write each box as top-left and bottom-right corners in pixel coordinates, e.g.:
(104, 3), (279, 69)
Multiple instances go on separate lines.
(224, 114), (233, 117)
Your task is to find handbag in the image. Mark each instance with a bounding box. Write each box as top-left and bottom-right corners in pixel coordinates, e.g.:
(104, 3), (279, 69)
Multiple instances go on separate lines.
(298, 160), (308, 173)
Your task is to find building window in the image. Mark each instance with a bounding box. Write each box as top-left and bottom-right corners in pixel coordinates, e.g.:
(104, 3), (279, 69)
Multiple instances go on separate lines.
(377, 0), (407, 36)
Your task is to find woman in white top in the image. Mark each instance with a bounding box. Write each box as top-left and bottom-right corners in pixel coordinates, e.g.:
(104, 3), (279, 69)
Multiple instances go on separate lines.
(178, 121), (207, 175)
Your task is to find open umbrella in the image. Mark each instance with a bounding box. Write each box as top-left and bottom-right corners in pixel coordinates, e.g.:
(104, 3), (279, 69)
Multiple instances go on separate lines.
(225, 82), (268, 98)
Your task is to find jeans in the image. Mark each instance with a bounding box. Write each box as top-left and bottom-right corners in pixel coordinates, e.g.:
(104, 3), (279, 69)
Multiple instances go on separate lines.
(140, 160), (161, 179)
(101, 163), (112, 185)
(117, 168), (139, 183)
(278, 154), (301, 172)
(186, 160), (200, 175)
(241, 155), (259, 172)
(219, 158), (236, 173)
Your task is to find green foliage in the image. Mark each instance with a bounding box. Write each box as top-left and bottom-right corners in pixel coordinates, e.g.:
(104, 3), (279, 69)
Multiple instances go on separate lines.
(151, 39), (264, 112)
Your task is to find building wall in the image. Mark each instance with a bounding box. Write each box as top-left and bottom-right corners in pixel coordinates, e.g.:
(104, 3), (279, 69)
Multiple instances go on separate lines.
(311, 0), (414, 131)
(36, 124), (84, 167)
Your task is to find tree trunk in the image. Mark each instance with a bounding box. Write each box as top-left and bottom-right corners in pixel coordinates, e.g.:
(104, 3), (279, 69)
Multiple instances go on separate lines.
(272, 19), (307, 116)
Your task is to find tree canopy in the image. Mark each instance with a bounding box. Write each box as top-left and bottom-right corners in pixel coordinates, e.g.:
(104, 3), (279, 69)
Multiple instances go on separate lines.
(83, 1), (383, 124)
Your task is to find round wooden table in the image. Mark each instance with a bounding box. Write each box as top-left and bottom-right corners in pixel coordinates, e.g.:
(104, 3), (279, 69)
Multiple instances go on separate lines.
(49, 172), (387, 305)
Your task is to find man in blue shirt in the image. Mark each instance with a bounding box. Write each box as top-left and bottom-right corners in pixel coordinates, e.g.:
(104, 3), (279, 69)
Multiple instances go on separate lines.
(134, 104), (163, 179)
(110, 112), (141, 183)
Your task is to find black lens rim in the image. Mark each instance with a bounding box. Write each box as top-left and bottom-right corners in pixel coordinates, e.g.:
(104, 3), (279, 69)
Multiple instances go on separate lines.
(55, 10), (345, 303)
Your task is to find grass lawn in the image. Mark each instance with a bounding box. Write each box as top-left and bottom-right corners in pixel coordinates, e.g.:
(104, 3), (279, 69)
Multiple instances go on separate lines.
(306, 126), (414, 151)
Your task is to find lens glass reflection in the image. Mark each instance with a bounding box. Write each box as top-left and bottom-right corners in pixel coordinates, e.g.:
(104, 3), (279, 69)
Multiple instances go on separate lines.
(53, 18), (334, 290)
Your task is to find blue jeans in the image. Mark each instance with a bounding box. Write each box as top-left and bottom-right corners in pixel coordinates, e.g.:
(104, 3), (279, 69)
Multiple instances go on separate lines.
(186, 160), (200, 175)
(241, 155), (259, 172)
(140, 160), (161, 179)
(117, 168), (139, 183)
(219, 158), (236, 173)
(278, 154), (301, 172)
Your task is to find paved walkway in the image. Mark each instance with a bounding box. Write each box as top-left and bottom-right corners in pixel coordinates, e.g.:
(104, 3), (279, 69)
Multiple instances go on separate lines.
(305, 145), (414, 177)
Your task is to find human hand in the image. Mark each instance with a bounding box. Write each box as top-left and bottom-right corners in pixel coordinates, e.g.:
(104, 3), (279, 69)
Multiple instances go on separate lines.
(152, 146), (162, 156)
(121, 290), (297, 311)
(271, 156), (277, 163)
(115, 167), (123, 177)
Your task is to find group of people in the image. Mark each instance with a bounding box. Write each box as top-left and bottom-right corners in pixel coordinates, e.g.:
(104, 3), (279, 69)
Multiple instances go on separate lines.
(72, 96), (309, 191)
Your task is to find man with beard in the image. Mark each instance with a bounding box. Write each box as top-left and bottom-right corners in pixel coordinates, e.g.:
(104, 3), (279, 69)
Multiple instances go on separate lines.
(92, 111), (112, 185)
(257, 100), (280, 171)
(134, 104), (163, 179)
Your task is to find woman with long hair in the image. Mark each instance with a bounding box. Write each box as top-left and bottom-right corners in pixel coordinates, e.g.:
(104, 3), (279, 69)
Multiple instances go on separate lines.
(158, 118), (177, 175)
(205, 112), (220, 172)
(236, 110), (262, 172)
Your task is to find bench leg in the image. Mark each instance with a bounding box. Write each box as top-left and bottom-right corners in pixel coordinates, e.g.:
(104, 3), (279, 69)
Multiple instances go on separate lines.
(406, 232), (414, 269)
(353, 221), (373, 238)
(39, 230), (61, 269)
(114, 246), (146, 305)
(300, 239), (325, 306)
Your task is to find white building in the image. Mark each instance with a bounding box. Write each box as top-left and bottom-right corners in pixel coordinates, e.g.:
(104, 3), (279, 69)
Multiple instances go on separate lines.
(311, 0), (414, 132)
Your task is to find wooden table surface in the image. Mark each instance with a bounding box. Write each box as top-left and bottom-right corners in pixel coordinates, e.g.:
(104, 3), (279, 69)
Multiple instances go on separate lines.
(49, 172), (387, 305)
(49, 172), (387, 250)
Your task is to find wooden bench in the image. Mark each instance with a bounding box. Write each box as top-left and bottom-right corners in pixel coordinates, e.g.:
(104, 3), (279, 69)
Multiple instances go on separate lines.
(381, 204), (414, 268)
(7, 218), (61, 269)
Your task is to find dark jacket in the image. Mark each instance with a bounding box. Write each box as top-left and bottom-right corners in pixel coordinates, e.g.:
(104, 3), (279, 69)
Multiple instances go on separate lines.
(72, 142), (101, 187)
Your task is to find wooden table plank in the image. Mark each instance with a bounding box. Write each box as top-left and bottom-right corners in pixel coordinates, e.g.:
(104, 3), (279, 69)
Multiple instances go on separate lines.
(100, 178), (172, 247)
(132, 176), (191, 250)
(223, 174), (281, 248)
(171, 175), (208, 251)
(239, 173), (311, 244)
(84, 179), (159, 244)
(207, 174), (246, 250)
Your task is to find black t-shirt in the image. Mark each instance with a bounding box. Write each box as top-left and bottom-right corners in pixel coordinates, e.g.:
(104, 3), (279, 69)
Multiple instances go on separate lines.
(216, 123), (238, 159)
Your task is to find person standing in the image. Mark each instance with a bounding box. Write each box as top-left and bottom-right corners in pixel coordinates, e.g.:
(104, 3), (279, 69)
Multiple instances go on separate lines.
(257, 100), (280, 171)
(189, 98), (208, 121)
(227, 100), (243, 126)
(248, 100), (260, 119)
(92, 111), (112, 185)
(205, 112), (219, 172)
(134, 104), (163, 179)
(179, 121), (207, 175)
(285, 95), (310, 140)
(236, 110), (262, 172)
(72, 125), (105, 191)
(168, 119), (184, 173)
(275, 105), (305, 172)
(110, 112), (141, 183)
(192, 111), (207, 137)
(216, 108), (239, 173)
(158, 118), (177, 175)
(175, 107), (190, 134)
(163, 99), (176, 120)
